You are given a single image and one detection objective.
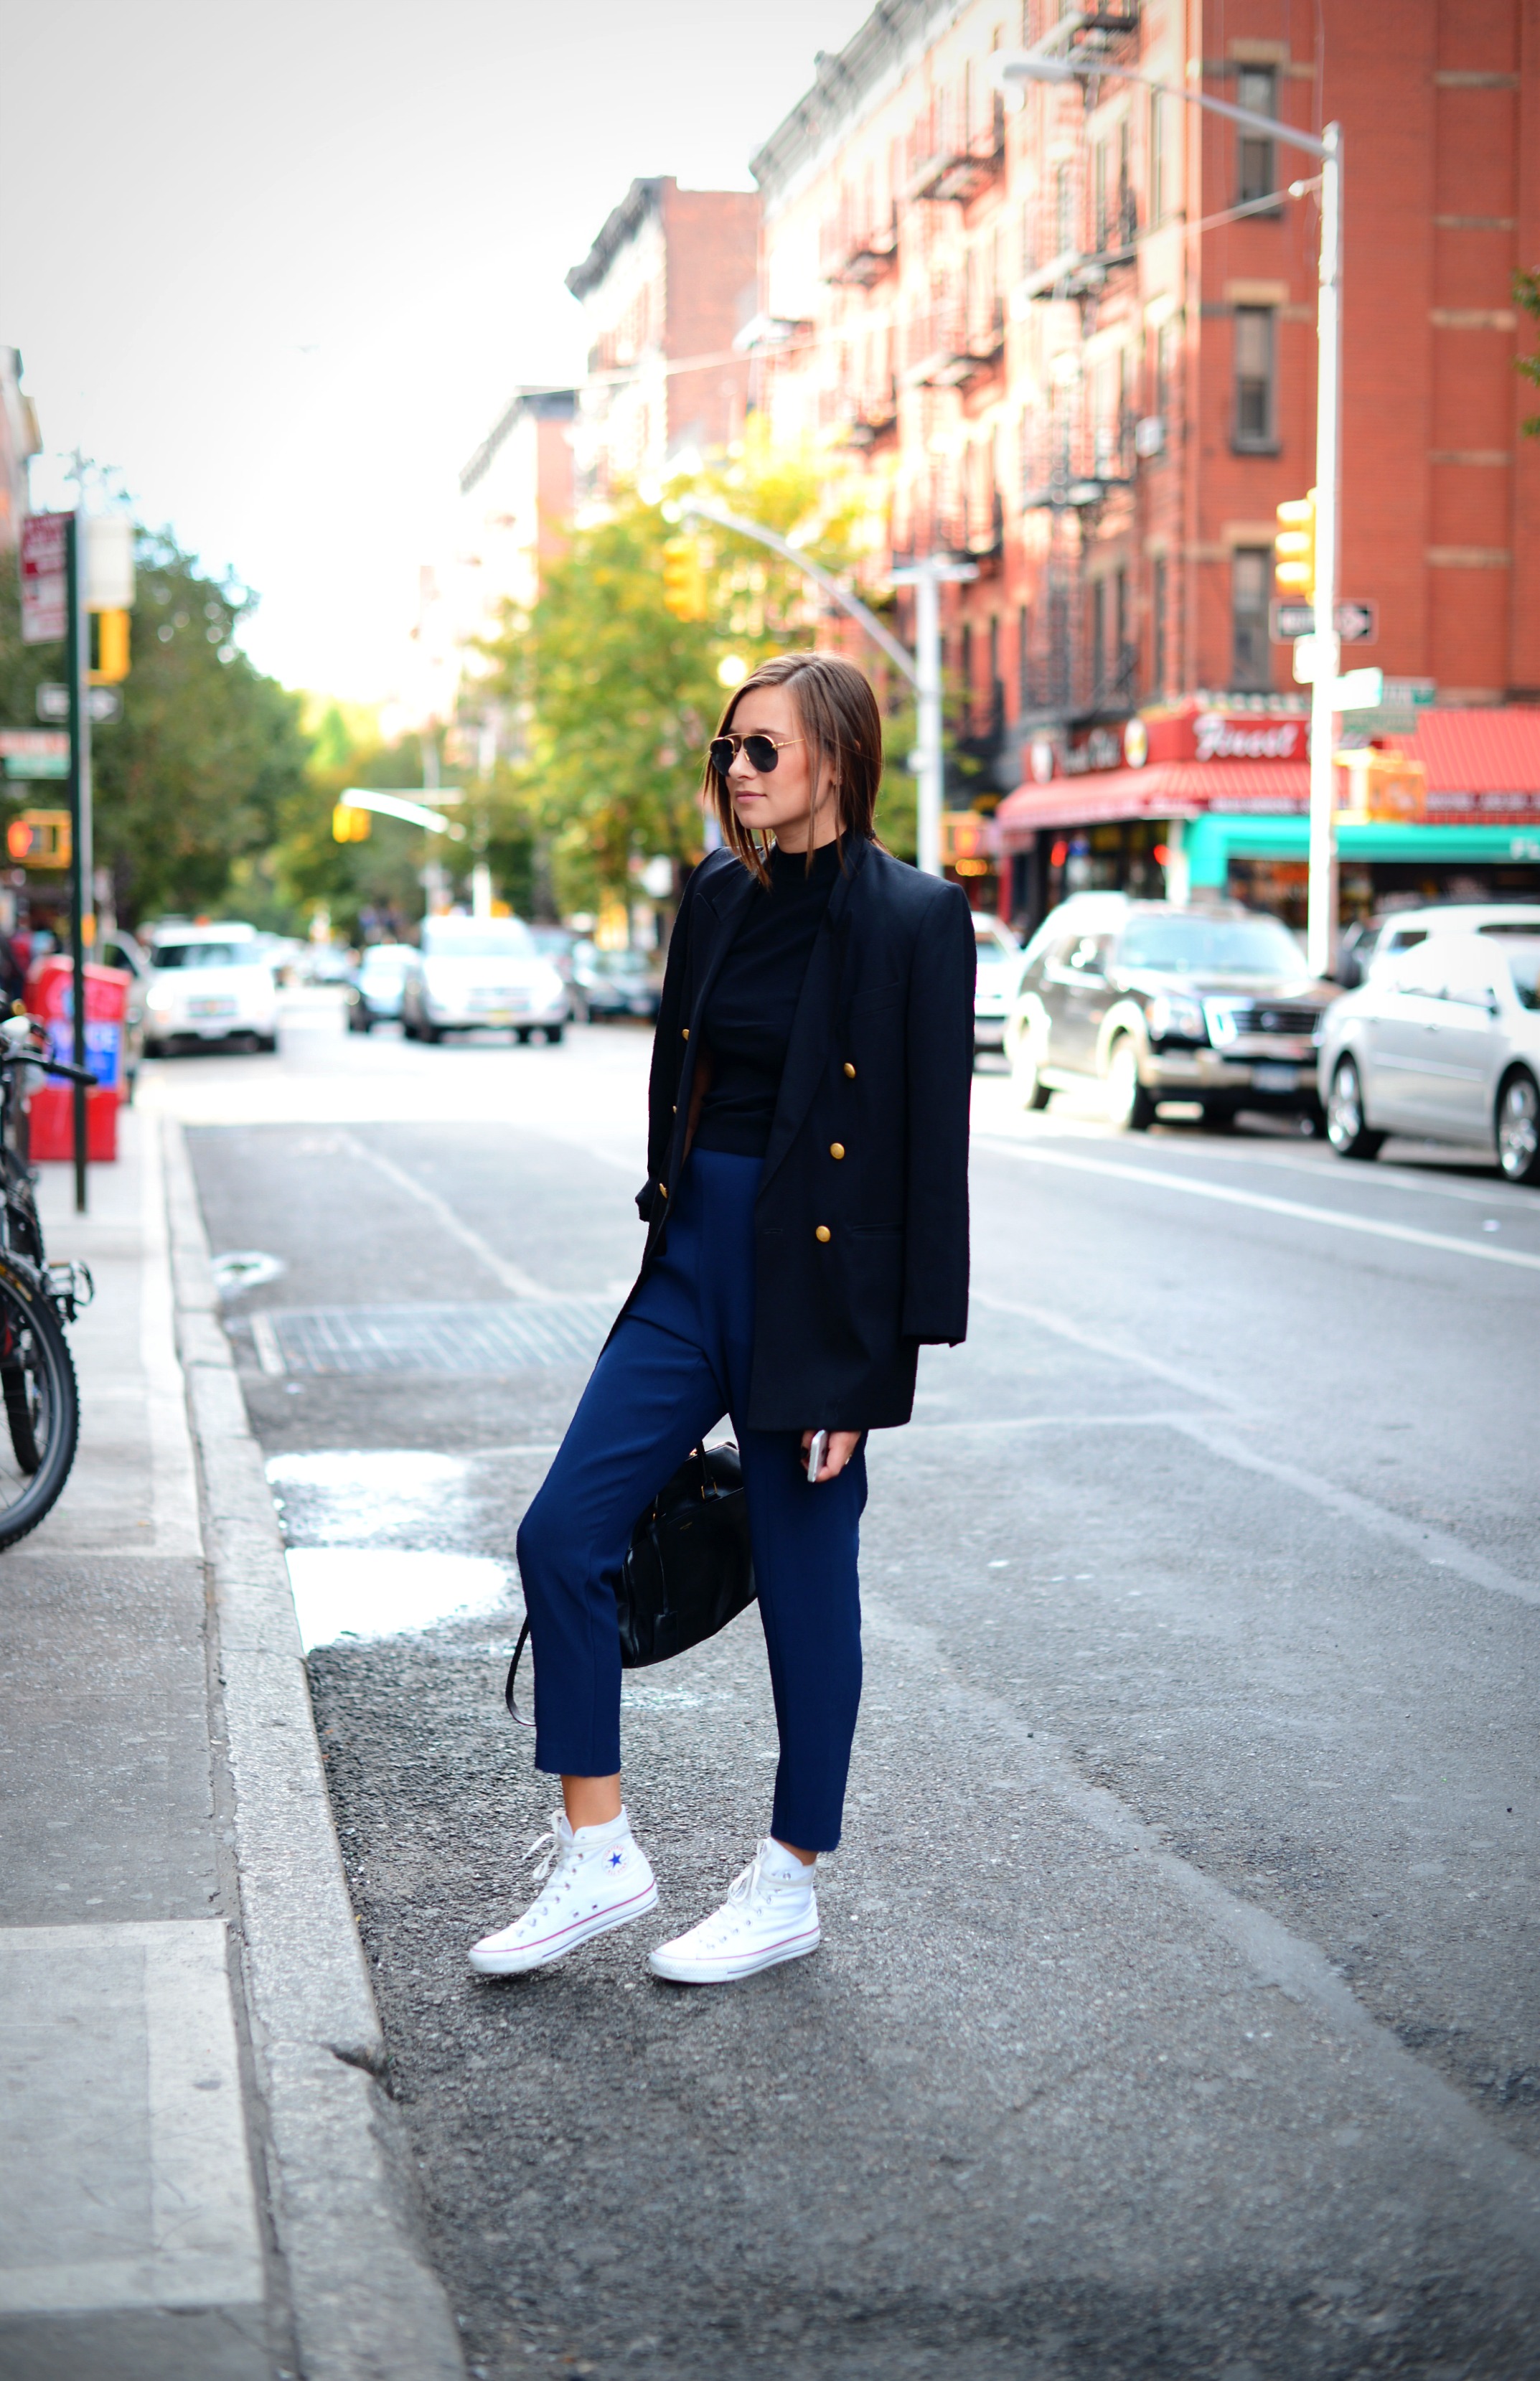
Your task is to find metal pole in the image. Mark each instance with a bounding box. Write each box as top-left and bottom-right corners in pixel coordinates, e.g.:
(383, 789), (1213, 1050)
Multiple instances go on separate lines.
(64, 511), (89, 1213)
(1307, 123), (1343, 981)
(913, 565), (944, 878)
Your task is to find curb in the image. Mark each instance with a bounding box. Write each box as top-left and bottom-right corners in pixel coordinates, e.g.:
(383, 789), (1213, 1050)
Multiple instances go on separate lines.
(162, 1117), (465, 2381)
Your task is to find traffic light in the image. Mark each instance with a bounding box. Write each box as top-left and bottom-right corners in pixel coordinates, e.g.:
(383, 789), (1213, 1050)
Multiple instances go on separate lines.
(660, 537), (708, 622)
(332, 801), (372, 842)
(1274, 490), (1318, 598)
(6, 810), (72, 868)
(90, 609), (131, 683)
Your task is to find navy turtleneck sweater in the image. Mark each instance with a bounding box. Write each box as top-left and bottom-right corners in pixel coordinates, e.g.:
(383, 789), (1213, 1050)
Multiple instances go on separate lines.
(692, 837), (844, 1160)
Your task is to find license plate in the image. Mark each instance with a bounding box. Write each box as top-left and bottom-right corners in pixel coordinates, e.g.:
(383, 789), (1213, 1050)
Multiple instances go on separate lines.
(1252, 1062), (1299, 1091)
(189, 997), (238, 1018)
(484, 1010), (512, 1025)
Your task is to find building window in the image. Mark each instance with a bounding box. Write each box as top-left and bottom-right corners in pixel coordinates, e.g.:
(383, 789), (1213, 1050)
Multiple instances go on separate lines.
(1231, 548), (1272, 690)
(1151, 555), (1167, 693)
(1114, 566), (1130, 698)
(1236, 67), (1276, 207)
(1054, 163), (1073, 260)
(1091, 579), (1107, 700)
(1233, 307), (1276, 449)
(1018, 602), (1032, 710)
(959, 621), (974, 733)
(987, 614), (1001, 732)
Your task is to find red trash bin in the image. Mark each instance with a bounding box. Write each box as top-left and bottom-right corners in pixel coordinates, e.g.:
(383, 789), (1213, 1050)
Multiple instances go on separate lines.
(26, 957), (131, 1163)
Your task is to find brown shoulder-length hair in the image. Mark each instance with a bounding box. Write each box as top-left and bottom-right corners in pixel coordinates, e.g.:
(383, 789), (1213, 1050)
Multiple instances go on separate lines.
(703, 651), (883, 885)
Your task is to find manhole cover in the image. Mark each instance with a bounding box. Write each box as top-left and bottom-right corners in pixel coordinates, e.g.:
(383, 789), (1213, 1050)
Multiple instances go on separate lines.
(245, 1296), (615, 1377)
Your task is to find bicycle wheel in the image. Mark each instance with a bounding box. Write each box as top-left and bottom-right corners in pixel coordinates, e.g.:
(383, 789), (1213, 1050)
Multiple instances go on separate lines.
(0, 1268), (78, 1549)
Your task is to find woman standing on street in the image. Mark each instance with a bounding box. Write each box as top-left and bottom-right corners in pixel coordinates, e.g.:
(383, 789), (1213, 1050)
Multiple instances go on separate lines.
(469, 651), (975, 1985)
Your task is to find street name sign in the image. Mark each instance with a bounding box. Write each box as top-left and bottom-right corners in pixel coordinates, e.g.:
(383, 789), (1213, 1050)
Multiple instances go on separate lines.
(36, 682), (122, 725)
(0, 729), (70, 780)
(19, 514), (69, 645)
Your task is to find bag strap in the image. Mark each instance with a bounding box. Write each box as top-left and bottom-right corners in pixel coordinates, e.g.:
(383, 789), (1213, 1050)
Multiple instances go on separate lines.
(504, 1618), (535, 1729)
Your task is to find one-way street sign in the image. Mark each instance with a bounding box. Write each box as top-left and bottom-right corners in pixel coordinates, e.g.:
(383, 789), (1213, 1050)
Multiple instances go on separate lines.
(1270, 598), (1379, 644)
(36, 682), (123, 725)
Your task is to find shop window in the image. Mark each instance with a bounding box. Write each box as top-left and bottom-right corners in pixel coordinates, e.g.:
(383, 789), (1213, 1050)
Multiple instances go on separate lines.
(1233, 307), (1277, 450)
(1231, 548), (1272, 690)
(1236, 67), (1277, 207)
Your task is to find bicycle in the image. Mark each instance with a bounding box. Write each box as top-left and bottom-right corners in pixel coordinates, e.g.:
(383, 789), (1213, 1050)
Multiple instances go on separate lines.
(0, 1013), (98, 1549)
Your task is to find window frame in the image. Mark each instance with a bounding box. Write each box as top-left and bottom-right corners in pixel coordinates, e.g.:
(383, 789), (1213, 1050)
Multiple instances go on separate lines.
(1230, 546), (1272, 692)
(1232, 305), (1278, 452)
(1236, 67), (1278, 210)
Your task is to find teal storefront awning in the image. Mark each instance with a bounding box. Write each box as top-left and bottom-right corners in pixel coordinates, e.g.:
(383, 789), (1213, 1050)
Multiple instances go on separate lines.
(1184, 814), (1540, 887)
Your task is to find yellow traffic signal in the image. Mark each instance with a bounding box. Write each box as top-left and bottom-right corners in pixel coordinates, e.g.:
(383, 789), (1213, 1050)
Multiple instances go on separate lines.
(90, 609), (131, 683)
(660, 537), (708, 622)
(1274, 490), (1318, 598)
(332, 801), (372, 842)
(6, 809), (72, 868)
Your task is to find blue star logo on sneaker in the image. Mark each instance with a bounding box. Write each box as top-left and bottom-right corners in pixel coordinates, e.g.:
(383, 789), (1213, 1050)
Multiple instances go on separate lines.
(609, 1849), (624, 1867)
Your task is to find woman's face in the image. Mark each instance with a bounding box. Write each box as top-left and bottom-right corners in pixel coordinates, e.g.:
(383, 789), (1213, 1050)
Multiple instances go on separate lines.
(722, 684), (838, 852)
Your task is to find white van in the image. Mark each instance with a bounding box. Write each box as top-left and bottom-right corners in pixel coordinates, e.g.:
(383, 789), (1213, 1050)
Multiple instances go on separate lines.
(144, 921), (279, 1056)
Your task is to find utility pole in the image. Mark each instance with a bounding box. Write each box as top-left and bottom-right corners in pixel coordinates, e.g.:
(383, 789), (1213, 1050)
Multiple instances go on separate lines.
(63, 509), (90, 1213)
(891, 558), (978, 878)
(1306, 123), (1344, 980)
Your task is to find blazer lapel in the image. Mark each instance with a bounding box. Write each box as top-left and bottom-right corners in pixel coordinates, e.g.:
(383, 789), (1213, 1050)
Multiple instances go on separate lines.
(759, 836), (870, 1193)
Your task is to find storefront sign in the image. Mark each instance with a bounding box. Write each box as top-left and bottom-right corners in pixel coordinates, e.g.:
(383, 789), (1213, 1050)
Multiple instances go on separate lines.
(1192, 711), (1304, 762)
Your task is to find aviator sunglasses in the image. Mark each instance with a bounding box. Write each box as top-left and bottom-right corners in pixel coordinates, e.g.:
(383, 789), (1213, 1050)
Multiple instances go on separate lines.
(709, 731), (804, 779)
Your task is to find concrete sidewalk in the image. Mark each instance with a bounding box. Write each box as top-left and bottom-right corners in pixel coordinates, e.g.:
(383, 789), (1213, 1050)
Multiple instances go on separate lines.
(0, 1111), (463, 2381)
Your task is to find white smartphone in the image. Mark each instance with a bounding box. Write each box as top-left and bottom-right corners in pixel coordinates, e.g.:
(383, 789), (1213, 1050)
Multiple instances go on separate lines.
(806, 1429), (827, 1484)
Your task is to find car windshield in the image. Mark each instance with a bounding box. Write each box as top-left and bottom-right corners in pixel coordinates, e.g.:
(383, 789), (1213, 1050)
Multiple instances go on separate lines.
(152, 941), (252, 971)
(1116, 916), (1305, 976)
(592, 950), (649, 978)
(1499, 938), (1540, 1010)
(421, 920), (534, 959)
(360, 947), (411, 974)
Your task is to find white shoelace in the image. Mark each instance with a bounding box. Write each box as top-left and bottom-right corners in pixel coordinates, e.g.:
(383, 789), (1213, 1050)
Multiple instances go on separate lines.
(523, 1814), (577, 1889)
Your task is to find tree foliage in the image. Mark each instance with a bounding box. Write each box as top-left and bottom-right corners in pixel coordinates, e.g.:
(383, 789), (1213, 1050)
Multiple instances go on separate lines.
(487, 422), (915, 913)
(1517, 267), (1540, 438)
(0, 525), (309, 928)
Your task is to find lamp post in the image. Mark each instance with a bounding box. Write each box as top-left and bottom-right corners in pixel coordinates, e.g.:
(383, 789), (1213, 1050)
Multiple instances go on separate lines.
(992, 51), (1343, 975)
(675, 496), (976, 879)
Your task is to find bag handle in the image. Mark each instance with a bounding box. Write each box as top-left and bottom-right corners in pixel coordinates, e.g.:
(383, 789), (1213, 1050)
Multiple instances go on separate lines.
(504, 1618), (535, 1729)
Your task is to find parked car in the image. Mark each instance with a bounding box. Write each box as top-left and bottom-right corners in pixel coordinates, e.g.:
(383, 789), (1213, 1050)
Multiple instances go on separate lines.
(569, 942), (663, 1023)
(346, 943), (413, 1032)
(1004, 895), (1338, 1130)
(528, 924), (577, 982)
(1320, 926), (1540, 1183)
(1335, 901), (1540, 988)
(142, 921), (279, 1056)
(401, 916), (568, 1043)
(971, 914), (1023, 1059)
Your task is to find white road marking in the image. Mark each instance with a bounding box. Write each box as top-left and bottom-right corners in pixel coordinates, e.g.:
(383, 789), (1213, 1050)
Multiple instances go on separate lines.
(334, 1132), (552, 1298)
(972, 1290), (1248, 1411)
(976, 1135), (1540, 1274)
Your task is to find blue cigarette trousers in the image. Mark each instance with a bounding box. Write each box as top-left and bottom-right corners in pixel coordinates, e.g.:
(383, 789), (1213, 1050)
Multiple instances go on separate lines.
(515, 1147), (866, 1853)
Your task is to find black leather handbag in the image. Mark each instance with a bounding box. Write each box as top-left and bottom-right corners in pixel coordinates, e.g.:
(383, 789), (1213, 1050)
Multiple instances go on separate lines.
(504, 1442), (756, 1727)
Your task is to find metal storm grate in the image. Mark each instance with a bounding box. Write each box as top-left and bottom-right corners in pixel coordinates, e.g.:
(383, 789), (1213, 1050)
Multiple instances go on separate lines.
(245, 1297), (616, 1378)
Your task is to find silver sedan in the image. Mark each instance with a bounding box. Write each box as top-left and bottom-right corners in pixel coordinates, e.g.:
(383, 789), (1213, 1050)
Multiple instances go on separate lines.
(1319, 929), (1540, 1184)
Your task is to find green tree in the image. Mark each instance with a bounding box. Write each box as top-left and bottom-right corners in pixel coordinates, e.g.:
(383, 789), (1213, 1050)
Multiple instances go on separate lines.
(1517, 267), (1540, 437)
(0, 525), (309, 929)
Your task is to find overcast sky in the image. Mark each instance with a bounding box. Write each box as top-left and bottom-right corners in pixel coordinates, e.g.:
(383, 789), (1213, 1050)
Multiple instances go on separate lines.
(1, 0), (870, 702)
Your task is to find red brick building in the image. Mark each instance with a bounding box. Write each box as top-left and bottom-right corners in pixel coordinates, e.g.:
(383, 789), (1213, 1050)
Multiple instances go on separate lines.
(749, 0), (1540, 928)
(566, 179), (761, 513)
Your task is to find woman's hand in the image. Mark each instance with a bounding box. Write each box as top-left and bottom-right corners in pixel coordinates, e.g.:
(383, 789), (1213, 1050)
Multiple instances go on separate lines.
(801, 1428), (863, 1484)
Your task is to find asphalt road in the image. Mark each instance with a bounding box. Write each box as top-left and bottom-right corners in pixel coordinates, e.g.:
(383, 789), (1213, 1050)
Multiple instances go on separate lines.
(164, 993), (1540, 2381)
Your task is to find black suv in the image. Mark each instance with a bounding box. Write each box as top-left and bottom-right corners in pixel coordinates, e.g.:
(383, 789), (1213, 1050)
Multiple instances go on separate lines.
(1004, 896), (1340, 1130)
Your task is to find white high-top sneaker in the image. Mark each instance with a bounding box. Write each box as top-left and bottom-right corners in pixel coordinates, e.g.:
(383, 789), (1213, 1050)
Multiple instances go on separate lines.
(468, 1810), (657, 1976)
(648, 1841), (820, 1984)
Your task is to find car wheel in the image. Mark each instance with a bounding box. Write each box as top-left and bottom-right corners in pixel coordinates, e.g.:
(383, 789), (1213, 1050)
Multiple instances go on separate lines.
(544, 1023), (564, 1046)
(1105, 1035), (1156, 1132)
(515, 1027), (532, 1045)
(1201, 1102), (1238, 1130)
(255, 1033), (278, 1054)
(1010, 1033), (1052, 1111)
(421, 1022), (441, 1044)
(1325, 1056), (1384, 1162)
(1496, 1068), (1540, 1185)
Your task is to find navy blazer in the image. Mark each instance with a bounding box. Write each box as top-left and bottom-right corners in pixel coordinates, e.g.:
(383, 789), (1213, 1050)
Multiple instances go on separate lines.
(627, 835), (976, 1432)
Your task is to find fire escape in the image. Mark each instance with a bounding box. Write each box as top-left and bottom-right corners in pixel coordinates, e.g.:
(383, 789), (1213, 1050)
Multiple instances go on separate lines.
(1017, 6), (1142, 738)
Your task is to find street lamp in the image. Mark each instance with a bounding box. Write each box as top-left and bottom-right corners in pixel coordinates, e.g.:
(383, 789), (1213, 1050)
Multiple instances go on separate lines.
(992, 50), (1344, 975)
(672, 496), (975, 878)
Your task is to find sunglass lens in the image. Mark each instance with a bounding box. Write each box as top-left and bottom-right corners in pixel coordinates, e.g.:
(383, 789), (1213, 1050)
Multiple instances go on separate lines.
(708, 738), (734, 777)
(743, 735), (780, 772)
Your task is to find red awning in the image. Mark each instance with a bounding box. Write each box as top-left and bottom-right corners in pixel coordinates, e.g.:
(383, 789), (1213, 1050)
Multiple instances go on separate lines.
(1404, 708), (1540, 797)
(994, 760), (1311, 845)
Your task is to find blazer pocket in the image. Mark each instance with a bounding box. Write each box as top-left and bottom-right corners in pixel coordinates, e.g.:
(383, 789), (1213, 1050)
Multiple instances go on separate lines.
(848, 980), (904, 1015)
